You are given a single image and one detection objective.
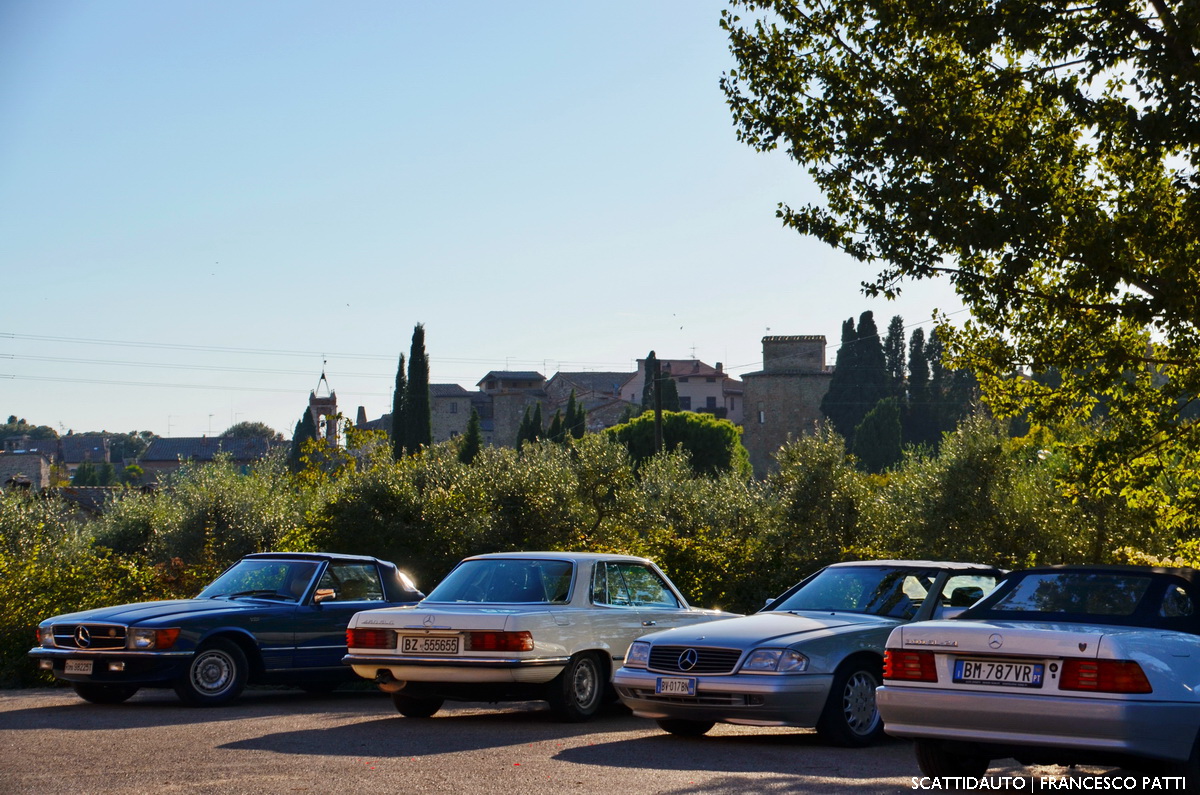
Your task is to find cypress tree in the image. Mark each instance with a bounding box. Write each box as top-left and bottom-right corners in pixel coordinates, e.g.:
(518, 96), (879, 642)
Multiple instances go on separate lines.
(517, 406), (533, 447)
(288, 408), (317, 472)
(820, 317), (860, 440)
(566, 390), (586, 438)
(641, 351), (658, 411)
(660, 375), (681, 412)
(459, 408), (482, 464)
(547, 410), (564, 443)
(72, 461), (97, 486)
(96, 462), (117, 486)
(403, 324), (432, 453)
(852, 397), (904, 473)
(391, 353), (407, 459)
(883, 315), (907, 399)
(905, 328), (934, 446)
(530, 403), (544, 442)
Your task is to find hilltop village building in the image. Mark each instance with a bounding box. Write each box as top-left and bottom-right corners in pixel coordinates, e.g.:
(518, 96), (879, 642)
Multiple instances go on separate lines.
(353, 339), (831, 475)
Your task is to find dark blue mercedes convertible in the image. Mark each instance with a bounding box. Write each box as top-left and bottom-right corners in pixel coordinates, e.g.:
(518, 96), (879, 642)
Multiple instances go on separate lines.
(29, 552), (423, 706)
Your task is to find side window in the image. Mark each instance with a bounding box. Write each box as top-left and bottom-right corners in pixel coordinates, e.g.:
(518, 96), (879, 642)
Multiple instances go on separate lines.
(591, 563), (633, 606)
(1160, 585), (1195, 619)
(618, 564), (680, 608)
(317, 563), (384, 602)
(939, 575), (999, 608)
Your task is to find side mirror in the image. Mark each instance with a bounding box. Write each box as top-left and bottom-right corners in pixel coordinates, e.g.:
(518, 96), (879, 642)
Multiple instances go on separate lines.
(313, 588), (336, 604)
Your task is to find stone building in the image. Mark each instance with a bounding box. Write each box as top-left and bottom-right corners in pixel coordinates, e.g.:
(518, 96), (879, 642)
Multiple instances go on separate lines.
(543, 371), (638, 433)
(740, 335), (834, 477)
(619, 358), (744, 423)
(476, 371), (547, 448)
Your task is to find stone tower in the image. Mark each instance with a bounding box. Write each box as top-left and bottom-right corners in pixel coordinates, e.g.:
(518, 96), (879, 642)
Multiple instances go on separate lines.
(308, 370), (339, 445)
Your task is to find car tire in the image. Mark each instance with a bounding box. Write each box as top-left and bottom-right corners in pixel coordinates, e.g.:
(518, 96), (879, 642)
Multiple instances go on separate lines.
(915, 739), (991, 778)
(175, 638), (248, 706)
(656, 718), (714, 737)
(391, 692), (444, 718)
(547, 652), (604, 722)
(815, 658), (885, 747)
(72, 682), (140, 704)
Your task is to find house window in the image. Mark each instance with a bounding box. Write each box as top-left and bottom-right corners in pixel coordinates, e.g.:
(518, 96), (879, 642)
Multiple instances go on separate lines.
(705, 396), (717, 409)
(679, 377), (689, 383)
(731, 398), (736, 410)
(759, 411), (766, 424)
(678, 396), (692, 410)
(706, 377), (716, 383)
(449, 402), (458, 414)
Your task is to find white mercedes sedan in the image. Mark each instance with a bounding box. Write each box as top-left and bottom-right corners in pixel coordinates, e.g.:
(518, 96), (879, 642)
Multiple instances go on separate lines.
(877, 565), (1200, 782)
(343, 551), (736, 721)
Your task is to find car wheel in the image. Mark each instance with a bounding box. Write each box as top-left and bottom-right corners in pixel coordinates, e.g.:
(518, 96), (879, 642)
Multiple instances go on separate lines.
(656, 718), (714, 737)
(391, 692), (444, 718)
(815, 659), (885, 747)
(547, 652), (603, 722)
(915, 739), (991, 778)
(175, 638), (248, 706)
(72, 682), (140, 704)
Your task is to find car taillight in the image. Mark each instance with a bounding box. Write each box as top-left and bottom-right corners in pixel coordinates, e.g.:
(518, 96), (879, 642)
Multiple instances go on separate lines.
(883, 649), (938, 682)
(347, 628), (395, 649)
(1060, 659), (1152, 694)
(466, 631), (534, 652)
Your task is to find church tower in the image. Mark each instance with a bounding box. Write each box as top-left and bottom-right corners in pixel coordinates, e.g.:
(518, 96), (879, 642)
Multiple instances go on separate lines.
(308, 369), (339, 445)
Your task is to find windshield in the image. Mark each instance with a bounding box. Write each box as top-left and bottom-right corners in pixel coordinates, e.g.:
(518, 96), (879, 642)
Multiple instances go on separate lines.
(426, 559), (574, 604)
(768, 566), (936, 619)
(198, 559), (321, 601)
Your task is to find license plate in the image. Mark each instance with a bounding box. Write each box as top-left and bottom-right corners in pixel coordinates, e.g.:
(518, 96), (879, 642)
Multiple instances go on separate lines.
(954, 658), (1043, 688)
(400, 636), (460, 654)
(656, 677), (696, 696)
(65, 660), (93, 675)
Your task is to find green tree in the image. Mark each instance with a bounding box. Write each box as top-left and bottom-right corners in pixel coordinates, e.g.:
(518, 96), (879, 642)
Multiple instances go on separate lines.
(660, 375), (681, 412)
(403, 324), (432, 454)
(391, 353), (407, 460)
(722, 0), (1200, 528)
(565, 390), (586, 439)
(0, 417), (57, 440)
(820, 312), (890, 443)
(547, 410), (565, 443)
(883, 315), (906, 400)
(220, 421), (283, 441)
(852, 397), (903, 473)
(459, 408), (482, 464)
(641, 351), (659, 411)
(71, 461), (97, 486)
(607, 410), (752, 479)
(95, 462), (118, 486)
(905, 328), (935, 447)
(288, 409), (317, 473)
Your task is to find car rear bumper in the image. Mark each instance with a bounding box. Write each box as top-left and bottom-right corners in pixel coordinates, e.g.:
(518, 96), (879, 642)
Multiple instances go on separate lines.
(877, 685), (1199, 762)
(29, 647), (193, 685)
(612, 667), (833, 727)
(343, 653), (570, 684)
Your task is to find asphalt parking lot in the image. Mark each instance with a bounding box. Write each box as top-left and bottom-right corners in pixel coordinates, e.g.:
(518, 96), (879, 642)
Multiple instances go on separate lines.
(0, 687), (1142, 794)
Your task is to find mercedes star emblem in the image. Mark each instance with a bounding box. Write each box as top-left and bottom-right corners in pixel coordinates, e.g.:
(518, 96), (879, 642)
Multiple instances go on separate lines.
(74, 625), (92, 648)
(677, 648), (700, 671)
(422, 614), (435, 628)
(988, 633), (1003, 649)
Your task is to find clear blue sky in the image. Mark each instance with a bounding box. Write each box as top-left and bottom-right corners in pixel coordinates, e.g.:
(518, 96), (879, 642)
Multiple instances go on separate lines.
(1, 0), (961, 439)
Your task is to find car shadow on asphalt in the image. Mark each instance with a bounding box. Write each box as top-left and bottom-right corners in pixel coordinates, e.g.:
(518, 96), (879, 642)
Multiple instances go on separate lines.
(0, 687), (387, 731)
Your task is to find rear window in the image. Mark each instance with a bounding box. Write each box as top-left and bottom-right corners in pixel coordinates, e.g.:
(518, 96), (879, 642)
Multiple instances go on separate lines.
(426, 559), (574, 604)
(988, 572), (1151, 616)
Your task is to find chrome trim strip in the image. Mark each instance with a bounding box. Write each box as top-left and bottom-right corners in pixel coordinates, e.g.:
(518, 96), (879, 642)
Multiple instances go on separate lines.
(343, 654), (571, 668)
(29, 648), (193, 658)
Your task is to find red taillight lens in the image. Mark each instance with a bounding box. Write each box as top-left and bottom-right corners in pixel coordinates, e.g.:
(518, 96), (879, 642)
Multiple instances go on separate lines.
(1060, 659), (1152, 694)
(883, 649), (939, 682)
(347, 628), (394, 649)
(466, 631), (534, 652)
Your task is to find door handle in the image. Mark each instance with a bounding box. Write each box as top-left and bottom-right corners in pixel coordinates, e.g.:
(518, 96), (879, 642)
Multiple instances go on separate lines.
(642, 620), (656, 626)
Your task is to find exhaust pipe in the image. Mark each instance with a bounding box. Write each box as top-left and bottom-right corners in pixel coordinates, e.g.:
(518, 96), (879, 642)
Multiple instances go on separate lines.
(374, 670), (407, 693)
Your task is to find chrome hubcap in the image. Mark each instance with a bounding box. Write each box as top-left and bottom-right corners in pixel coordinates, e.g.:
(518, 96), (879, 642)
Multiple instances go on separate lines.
(192, 649), (235, 695)
(573, 660), (599, 707)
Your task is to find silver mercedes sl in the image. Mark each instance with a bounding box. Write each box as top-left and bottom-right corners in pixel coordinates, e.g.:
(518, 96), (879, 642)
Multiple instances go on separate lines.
(613, 559), (1002, 745)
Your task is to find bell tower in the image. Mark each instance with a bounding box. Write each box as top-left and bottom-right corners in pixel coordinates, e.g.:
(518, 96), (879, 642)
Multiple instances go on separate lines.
(308, 368), (339, 445)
